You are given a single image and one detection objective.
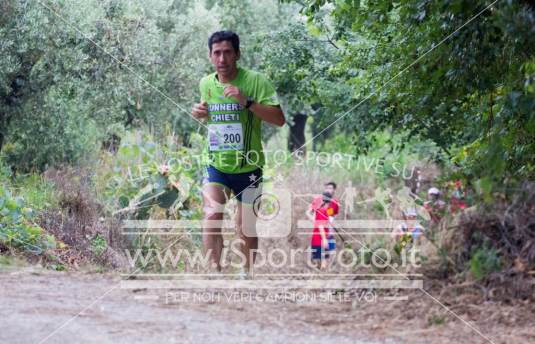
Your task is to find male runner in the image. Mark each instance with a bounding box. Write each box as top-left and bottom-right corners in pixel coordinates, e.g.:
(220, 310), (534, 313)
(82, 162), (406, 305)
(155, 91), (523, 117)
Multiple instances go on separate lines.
(307, 182), (339, 269)
(191, 31), (285, 272)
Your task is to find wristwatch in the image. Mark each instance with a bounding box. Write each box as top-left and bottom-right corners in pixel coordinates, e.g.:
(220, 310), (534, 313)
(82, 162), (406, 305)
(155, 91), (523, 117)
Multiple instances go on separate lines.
(245, 97), (254, 109)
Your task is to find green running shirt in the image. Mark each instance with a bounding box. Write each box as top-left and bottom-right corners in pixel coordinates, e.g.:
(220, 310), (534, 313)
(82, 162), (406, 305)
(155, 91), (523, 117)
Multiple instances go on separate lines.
(199, 67), (279, 174)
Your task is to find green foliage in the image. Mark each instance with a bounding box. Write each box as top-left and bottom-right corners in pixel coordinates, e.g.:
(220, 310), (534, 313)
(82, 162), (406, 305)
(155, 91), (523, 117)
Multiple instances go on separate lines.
(10, 169), (60, 211)
(49, 263), (65, 271)
(91, 233), (108, 255)
(0, 184), (56, 253)
(427, 314), (446, 327)
(92, 264), (107, 273)
(256, 21), (352, 144)
(96, 130), (203, 219)
(469, 244), (502, 281)
(360, 236), (389, 272)
(319, 129), (444, 183)
(4, 95), (100, 172)
(0, 255), (27, 267)
(293, 0), (535, 185)
(0, 0), (296, 173)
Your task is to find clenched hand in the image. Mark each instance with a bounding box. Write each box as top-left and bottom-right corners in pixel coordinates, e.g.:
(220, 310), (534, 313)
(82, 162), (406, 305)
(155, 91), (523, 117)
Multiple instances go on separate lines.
(192, 101), (208, 120)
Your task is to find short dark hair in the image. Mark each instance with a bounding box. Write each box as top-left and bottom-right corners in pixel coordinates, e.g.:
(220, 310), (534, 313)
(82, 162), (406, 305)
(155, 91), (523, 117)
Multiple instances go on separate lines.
(208, 31), (240, 53)
(325, 181), (337, 189)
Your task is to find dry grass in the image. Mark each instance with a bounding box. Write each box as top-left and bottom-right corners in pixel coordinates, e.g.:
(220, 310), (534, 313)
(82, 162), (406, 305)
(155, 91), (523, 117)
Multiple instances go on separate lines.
(38, 166), (129, 270)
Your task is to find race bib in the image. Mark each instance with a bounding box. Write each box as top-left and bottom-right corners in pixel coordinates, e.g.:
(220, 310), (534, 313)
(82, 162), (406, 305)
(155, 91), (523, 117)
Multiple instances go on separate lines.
(208, 123), (244, 151)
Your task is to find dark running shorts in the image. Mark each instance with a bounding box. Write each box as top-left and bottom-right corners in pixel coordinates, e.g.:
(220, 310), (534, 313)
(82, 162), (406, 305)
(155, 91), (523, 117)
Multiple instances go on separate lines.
(328, 234), (336, 250)
(203, 165), (262, 203)
(311, 245), (330, 260)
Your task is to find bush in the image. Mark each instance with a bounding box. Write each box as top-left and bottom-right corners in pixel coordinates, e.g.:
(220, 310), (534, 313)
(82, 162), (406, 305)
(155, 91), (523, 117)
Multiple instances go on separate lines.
(91, 233), (108, 256)
(40, 166), (129, 269)
(0, 184), (56, 253)
(10, 173), (59, 211)
(95, 130), (203, 220)
(469, 245), (502, 281)
(4, 92), (100, 172)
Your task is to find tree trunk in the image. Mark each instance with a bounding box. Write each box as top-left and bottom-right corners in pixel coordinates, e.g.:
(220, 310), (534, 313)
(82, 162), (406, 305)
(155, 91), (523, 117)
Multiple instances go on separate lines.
(288, 113), (307, 155)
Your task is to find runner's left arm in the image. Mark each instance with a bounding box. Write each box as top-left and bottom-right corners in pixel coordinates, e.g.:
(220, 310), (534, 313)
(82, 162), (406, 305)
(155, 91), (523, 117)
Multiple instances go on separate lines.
(248, 102), (285, 127)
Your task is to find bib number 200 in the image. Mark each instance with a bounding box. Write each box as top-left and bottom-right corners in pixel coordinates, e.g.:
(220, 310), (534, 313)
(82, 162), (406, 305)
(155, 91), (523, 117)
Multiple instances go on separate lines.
(208, 123), (244, 151)
(224, 133), (241, 143)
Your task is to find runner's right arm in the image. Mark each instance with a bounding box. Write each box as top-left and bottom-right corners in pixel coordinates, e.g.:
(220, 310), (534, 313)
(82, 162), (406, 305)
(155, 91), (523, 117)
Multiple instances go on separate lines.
(192, 79), (209, 121)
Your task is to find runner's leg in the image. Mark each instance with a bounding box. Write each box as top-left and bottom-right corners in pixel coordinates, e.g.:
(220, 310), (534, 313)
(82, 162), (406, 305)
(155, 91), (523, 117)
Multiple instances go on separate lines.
(202, 183), (229, 271)
(235, 201), (258, 271)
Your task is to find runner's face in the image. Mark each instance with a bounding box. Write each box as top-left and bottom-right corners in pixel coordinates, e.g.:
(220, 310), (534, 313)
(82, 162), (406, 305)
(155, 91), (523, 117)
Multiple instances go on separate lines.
(209, 41), (239, 75)
(324, 185), (335, 196)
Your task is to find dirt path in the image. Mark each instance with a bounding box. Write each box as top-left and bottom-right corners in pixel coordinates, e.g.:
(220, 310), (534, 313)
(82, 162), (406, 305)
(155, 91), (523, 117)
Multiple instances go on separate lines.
(1, 266), (533, 344)
(0, 267), (394, 344)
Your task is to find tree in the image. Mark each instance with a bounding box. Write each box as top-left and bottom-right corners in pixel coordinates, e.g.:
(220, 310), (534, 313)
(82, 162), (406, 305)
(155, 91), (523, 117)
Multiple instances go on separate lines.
(294, 0), (535, 183)
(1, 0), (298, 171)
